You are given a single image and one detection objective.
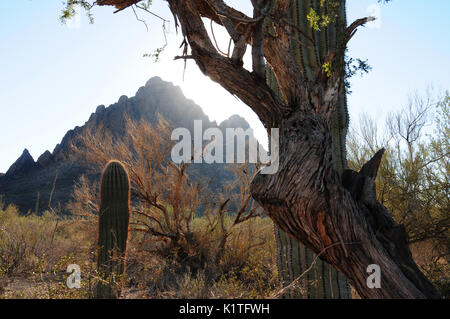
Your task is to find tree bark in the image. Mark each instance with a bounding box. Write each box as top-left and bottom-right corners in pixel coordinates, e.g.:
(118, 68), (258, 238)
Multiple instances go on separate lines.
(250, 106), (440, 298)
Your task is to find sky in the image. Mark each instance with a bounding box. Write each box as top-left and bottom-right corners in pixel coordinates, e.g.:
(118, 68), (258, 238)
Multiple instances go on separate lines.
(0, 0), (449, 173)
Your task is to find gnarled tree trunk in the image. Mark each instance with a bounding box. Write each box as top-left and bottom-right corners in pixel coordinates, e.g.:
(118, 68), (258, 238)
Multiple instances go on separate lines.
(250, 100), (440, 298)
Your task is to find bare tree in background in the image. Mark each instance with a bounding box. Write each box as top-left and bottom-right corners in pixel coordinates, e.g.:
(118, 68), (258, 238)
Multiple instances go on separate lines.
(347, 92), (449, 296)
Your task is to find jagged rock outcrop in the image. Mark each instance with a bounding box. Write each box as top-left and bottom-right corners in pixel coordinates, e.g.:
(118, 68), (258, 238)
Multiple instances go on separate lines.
(0, 77), (258, 213)
(5, 149), (37, 178)
(37, 150), (53, 168)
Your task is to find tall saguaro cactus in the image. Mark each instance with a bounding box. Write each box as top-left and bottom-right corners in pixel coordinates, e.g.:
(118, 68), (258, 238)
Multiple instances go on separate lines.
(95, 160), (131, 299)
(268, 0), (351, 299)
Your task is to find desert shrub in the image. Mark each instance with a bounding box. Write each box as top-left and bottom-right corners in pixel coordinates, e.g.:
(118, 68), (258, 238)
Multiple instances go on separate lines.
(123, 215), (277, 299)
(0, 197), (100, 298)
(0, 205), (57, 275)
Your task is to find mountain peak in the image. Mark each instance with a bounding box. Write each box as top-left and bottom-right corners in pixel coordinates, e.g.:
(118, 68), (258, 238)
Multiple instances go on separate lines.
(145, 76), (164, 87)
(5, 148), (36, 178)
(118, 95), (128, 104)
(144, 77), (183, 96)
(219, 115), (251, 131)
(22, 148), (31, 157)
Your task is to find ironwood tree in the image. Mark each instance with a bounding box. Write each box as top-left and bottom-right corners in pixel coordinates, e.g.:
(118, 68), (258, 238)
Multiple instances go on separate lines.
(65, 0), (441, 298)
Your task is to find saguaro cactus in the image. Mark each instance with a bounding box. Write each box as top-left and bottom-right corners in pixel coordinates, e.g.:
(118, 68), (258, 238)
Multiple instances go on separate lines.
(268, 0), (351, 298)
(95, 160), (131, 299)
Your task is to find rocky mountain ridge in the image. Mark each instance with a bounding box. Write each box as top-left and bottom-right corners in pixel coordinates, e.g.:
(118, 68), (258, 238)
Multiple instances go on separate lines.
(0, 77), (258, 213)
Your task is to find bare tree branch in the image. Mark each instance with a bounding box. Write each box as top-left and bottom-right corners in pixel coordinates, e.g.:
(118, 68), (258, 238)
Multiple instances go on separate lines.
(345, 16), (377, 43)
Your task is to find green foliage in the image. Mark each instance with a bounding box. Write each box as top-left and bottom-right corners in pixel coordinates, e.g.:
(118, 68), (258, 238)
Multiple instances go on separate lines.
(143, 45), (166, 62)
(306, 0), (340, 31)
(95, 161), (131, 299)
(60, 0), (154, 24)
(306, 7), (321, 31)
(138, 0), (153, 10)
(344, 57), (372, 93)
(322, 61), (332, 77)
(60, 0), (94, 24)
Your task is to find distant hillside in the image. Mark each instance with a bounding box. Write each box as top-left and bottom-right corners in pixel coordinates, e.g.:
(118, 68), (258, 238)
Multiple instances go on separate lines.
(0, 77), (259, 213)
